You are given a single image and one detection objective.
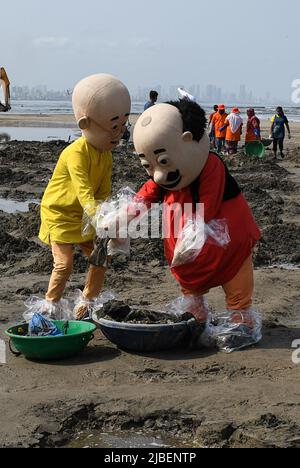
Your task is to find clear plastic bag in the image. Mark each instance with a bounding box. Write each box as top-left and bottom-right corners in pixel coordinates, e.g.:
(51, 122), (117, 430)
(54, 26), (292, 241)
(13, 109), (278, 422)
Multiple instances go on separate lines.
(165, 295), (209, 322)
(23, 296), (73, 322)
(96, 187), (147, 240)
(171, 217), (230, 268)
(107, 239), (131, 257)
(72, 289), (117, 321)
(94, 187), (137, 239)
(200, 309), (262, 353)
(83, 187), (145, 258)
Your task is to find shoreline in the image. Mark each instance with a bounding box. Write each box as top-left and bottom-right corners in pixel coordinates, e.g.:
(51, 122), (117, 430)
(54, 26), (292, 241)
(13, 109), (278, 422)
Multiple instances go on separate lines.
(0, 114), (299, 149)
(0, 113), (139, 128)
(1, 112), (299, 128)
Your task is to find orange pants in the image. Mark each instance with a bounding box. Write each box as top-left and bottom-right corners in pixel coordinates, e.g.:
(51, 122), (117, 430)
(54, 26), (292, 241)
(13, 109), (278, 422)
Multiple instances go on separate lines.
(46, 241), (106, 303)
(182, 255), (254, 311)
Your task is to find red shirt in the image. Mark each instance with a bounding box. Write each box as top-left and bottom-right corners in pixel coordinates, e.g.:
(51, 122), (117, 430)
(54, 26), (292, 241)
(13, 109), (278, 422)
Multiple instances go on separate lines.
(136, 153), (261, 293)
(246, 116), (261, 143)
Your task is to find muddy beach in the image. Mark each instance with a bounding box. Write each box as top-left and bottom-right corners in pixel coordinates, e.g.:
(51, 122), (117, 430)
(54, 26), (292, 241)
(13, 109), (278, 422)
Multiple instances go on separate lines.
(0, 139), (299, 448)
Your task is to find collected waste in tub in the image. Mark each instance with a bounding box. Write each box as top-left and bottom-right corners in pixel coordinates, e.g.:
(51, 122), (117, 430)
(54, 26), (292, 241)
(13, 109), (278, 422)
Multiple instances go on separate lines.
(91, 293), (262, 354)
(5, 313), (96, 361)
(92, 295), (205, 353)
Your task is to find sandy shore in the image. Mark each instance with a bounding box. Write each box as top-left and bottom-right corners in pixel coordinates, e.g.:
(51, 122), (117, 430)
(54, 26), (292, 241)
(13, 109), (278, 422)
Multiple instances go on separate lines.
(0, 114), (77, 128)
(0, 138), (299, 448)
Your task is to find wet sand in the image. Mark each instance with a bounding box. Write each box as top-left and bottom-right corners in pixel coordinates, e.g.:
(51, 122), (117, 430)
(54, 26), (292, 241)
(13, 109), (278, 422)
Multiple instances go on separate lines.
(0, 127), (299, 447)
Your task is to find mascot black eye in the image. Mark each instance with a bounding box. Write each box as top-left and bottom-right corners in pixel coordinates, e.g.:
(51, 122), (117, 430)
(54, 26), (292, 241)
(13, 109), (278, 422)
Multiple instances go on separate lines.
(158, 155), (170, 166)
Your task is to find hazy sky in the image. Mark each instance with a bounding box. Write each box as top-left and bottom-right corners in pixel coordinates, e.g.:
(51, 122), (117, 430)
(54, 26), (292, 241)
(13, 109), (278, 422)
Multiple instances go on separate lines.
(1, 0), (299, 100)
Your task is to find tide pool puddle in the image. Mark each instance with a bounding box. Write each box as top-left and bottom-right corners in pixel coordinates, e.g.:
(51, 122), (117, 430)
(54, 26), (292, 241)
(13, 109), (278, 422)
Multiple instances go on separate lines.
(0, 127), (80, 142)
(66, 431), (192, 449)
(0, 198), (39, 214)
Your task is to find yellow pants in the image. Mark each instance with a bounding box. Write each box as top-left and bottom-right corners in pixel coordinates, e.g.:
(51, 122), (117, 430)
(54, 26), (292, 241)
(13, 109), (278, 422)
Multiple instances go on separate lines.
(46, 241), (106, 303)
(182, 255), (254, 311)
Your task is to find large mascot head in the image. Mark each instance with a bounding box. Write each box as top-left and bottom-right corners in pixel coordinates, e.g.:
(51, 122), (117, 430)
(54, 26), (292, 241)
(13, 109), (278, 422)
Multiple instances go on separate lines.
(133, 100), (209, 191)
(72, 74), (131, 152)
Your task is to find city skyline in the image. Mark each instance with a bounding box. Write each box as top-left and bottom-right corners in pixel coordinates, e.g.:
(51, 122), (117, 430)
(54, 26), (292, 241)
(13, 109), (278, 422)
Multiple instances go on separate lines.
(10, 83), (295, 106)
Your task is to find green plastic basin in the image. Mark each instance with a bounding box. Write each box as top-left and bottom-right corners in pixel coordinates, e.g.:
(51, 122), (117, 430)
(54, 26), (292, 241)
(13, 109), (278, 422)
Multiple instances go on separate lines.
(5, 321), (96, 361)
(245, 141), (266, 159)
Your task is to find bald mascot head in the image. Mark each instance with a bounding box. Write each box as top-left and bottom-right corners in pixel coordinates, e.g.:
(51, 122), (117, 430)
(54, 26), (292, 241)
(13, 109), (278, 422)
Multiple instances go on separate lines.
(133, 101), (209, 191)
(72, 74), (131, 151)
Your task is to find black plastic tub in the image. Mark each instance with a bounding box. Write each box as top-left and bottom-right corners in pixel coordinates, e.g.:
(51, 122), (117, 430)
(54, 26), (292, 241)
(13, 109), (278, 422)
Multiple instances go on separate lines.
(98, 318), (196, 353)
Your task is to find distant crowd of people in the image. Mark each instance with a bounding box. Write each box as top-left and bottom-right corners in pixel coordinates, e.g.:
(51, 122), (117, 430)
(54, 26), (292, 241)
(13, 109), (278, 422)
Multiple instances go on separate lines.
(208, 104), (291, 159)
(144, 90), (292, 160)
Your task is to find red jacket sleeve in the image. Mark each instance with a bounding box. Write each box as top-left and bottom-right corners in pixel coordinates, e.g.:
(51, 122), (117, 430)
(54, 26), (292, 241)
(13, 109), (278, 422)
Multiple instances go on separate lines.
(199, 153), (226, 223)
(135, 179), (162, 208)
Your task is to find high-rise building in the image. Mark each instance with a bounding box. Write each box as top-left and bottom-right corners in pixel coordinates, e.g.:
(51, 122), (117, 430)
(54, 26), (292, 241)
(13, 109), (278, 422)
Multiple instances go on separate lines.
(239, 84), (247, 102)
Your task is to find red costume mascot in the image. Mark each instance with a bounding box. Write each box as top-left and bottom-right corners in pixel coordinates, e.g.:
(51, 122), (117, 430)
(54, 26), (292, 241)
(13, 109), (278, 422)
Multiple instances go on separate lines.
(133, 100), (262, 352)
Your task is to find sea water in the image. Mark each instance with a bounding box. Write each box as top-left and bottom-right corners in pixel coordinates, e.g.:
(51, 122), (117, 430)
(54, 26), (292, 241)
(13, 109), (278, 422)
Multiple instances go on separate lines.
(8, 100), (300, 122)
(65, 430), (193, 449)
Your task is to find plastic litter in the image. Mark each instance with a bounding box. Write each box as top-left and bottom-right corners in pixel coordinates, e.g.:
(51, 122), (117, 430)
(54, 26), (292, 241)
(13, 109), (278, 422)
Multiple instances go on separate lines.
(165, 295), (209, 322)
(83, 187), (146, 258)
(172, 217), (230, 268)
(28, 313), (64, 337)
(23, 296), (73, 322)
(73, 289), (117, 321)
(200, 309), (262, 353)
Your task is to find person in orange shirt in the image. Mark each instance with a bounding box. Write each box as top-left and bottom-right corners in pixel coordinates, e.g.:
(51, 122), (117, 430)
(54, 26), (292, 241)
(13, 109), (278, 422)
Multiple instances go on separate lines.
(245, 108), (261, 144)
(221, 108), (243, 155)
(211, 105), (228, 154)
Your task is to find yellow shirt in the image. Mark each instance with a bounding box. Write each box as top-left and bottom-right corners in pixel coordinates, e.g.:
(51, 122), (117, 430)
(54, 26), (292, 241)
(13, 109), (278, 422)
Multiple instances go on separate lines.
(39, 137), (112, 245)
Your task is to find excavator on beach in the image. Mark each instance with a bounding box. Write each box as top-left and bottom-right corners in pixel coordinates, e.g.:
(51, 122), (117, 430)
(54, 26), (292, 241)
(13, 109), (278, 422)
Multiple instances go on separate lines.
(0, 67), (11, 112)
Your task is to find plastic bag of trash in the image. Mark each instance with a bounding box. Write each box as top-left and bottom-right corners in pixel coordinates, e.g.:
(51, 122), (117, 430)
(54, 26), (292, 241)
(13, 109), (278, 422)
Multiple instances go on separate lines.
(96, 187), (145, 237)
(171, 217), (230, 268)
(83, 187), (146, 257)
(107, 238), (131, 257)
(28, 313), (64, 337)
(73, 289), (117, 321)
(23, 296), (73, 322)
(200, 309), (262, 353)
